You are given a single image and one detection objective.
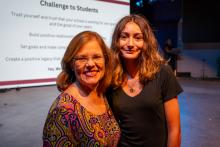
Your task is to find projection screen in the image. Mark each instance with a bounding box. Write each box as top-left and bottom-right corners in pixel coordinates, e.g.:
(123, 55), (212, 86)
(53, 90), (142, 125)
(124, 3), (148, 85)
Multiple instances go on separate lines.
(0, 0), (130, 89)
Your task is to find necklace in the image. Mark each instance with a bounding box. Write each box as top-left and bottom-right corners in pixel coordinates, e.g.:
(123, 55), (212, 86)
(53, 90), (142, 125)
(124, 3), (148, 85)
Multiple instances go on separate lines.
(129, 87), (135, 93)
(126, 77), (141, 93)
(127, 81), (138, 93)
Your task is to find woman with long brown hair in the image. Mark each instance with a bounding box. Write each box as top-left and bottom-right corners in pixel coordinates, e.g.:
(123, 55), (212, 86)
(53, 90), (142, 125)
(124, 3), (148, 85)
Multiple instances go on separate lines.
(108, 14), (183, 147)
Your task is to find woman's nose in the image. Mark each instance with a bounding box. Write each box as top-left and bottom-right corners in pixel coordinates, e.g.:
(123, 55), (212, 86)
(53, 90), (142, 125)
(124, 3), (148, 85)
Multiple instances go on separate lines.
(127, 37), (134, 48)
(85, 58), (95, 67)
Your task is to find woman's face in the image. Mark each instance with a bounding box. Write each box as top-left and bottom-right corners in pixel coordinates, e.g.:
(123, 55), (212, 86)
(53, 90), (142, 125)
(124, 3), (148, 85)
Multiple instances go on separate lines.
(119, 22), (144, 60)
(73, 39), (105, 89)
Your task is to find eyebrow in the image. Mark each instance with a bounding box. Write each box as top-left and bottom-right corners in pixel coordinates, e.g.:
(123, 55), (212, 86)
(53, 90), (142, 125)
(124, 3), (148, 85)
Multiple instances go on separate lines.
(75, 53), (103, 57)
(121, 32), (143, 36)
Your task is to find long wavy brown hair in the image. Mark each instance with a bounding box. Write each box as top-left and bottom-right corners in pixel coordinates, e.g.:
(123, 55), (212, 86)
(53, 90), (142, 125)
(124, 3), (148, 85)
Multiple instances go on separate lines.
(111, 14), (165, 87)
(56, 31), (112, 95)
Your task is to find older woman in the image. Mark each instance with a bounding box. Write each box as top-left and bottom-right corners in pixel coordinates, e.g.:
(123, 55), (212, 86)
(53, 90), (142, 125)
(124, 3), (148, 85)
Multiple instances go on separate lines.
(43, 31), (120, 146)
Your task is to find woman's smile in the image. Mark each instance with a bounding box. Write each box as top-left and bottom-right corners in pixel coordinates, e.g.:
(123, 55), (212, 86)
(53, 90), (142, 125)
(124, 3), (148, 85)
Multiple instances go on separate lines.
(84, 70), (99, 77)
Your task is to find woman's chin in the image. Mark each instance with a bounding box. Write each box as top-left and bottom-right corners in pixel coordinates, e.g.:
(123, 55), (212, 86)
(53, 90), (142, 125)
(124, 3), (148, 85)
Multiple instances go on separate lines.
(81, 79), (99, 89)
(121, 51), (141, 60)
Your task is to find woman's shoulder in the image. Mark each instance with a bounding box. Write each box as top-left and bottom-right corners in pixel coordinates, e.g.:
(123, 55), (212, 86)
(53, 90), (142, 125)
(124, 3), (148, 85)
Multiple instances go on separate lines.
(155, 64), (175, 81)
(58, 92), (78, 106)
(159, 64), (173, 74)
(48, 92), (77, 113)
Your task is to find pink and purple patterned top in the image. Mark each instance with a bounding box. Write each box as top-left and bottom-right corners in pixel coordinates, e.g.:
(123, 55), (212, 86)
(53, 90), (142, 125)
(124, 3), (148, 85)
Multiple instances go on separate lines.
(43, 93), (120, 147)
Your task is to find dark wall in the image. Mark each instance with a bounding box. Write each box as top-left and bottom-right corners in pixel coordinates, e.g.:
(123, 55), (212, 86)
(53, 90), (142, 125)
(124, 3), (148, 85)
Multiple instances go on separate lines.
(130, 0), (182, 48)
(130, 0), (155, 24)
(182, 0), (220, 43)
(153, 0), (181, 22)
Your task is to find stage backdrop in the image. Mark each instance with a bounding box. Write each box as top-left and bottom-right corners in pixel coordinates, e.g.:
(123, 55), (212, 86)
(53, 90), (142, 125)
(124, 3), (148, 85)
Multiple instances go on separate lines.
(0, 0), (129, 89)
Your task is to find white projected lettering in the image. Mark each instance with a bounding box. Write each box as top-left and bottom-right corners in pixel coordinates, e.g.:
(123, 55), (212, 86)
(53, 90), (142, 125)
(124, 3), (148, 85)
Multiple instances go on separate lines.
(40, 0), (69, 10)
(0, 0), (129, 89)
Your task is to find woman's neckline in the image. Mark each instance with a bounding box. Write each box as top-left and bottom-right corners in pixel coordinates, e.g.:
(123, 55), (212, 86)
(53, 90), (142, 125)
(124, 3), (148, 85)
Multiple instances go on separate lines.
(72, 94), (109, 116)
(121, 85), (143, 98)
(61, 90), (109, 116)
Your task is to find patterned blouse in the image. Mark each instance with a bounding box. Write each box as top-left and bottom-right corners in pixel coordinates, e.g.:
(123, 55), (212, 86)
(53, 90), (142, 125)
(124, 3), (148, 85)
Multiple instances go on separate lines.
(43, 93), (120, 147)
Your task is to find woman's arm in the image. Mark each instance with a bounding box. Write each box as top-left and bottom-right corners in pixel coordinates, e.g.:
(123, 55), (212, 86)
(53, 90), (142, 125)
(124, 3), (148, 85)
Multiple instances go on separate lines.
(164, 97), (181, 147)
(43, 104), (76, 147)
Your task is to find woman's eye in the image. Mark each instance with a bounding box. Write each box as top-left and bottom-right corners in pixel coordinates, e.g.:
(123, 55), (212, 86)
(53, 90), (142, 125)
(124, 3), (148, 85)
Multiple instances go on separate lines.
(120, 35), (127, 40)
(93, 55), (104, 62)
(93, 55), (102, 59)
(135, 36), (143, 41)
(77, 57), (87, 62)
